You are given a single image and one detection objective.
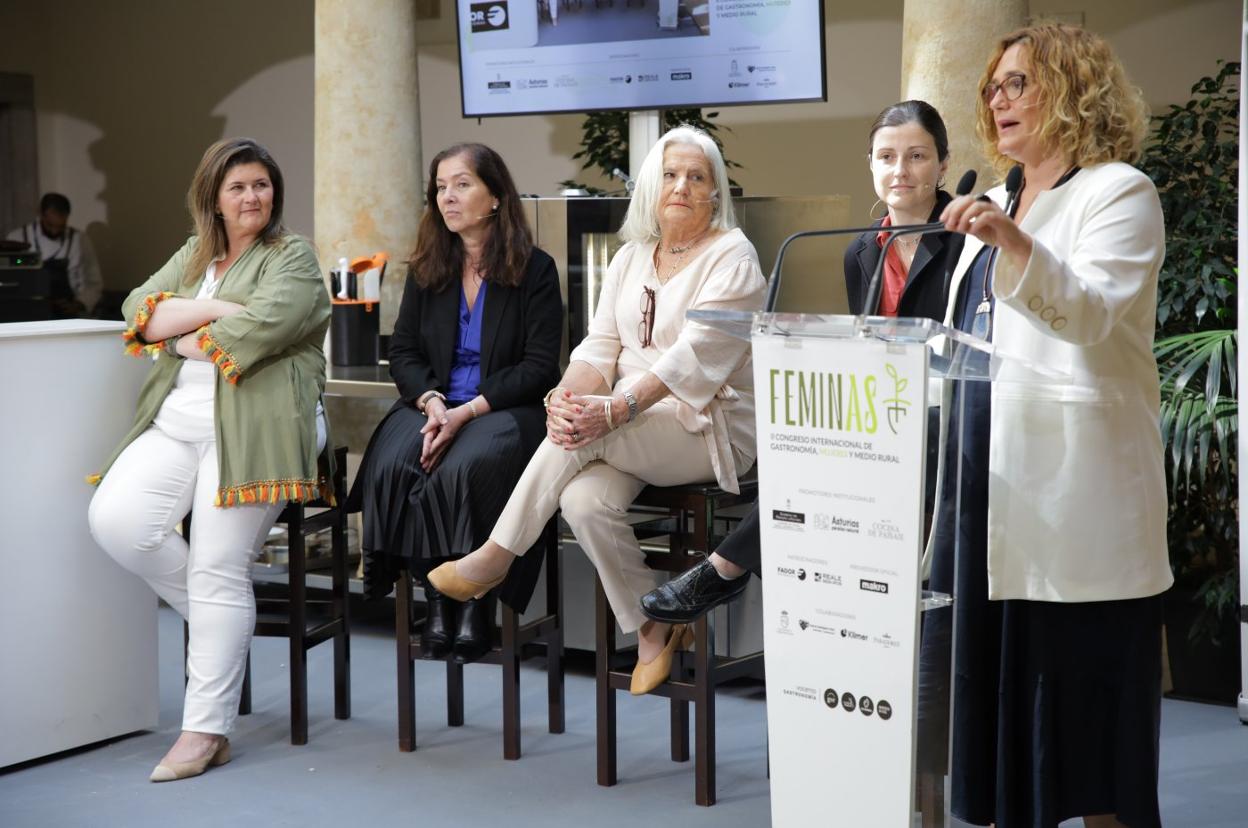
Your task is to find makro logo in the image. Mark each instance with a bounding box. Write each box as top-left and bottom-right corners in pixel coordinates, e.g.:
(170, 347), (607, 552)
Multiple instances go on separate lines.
(470, 2), (509, 32)
(860, 579), (889, 595)
(768, 361), (912, 435)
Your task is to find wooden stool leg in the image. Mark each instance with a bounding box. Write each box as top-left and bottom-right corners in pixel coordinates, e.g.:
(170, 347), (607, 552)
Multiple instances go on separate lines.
(670, 651), (690, 762)
(502, 604), (521, 760)
(331, 495), (350, 720)
(447, 660), (465, 726)
(595, 578), (617, 787)
(694, 616), (715, 806)
(546, 523), (565, 734)
(396, 569), (417, 752)
(288, 509), (308, 746)
(920, 772), (946, 827)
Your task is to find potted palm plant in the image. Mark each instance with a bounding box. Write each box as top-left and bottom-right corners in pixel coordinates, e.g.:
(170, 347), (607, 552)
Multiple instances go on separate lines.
(1139, 61), (1240, 703)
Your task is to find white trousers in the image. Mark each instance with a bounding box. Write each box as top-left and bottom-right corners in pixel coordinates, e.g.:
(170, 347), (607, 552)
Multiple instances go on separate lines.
(88, 425), (288, 735)
(491, 402), (731, 632)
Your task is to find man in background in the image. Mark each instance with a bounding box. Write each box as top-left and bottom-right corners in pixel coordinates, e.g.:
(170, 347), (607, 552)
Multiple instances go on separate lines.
(7, 192), (102, 317)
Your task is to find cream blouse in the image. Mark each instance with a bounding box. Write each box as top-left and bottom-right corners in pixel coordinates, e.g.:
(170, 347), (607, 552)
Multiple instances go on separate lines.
(570, 227), (765, 492)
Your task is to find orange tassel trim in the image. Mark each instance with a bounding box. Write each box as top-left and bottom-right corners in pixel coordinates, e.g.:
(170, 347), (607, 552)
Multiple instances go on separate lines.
(122, 291), (176, 357)
(214, 477), (336, 508)
(196, 327), (242, 385)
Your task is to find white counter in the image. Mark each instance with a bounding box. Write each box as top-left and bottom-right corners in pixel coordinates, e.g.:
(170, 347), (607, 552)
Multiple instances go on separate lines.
(0, 319), (159, 767)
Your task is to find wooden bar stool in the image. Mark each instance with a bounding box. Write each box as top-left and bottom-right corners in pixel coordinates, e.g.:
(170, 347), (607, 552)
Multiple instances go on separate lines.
(183, 444), (351, 745)
(595, 475), (762, 806)
(394, 517), (564, 759)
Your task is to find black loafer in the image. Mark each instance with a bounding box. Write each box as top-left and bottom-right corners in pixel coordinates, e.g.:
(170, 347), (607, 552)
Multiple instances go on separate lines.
(420, 581), (455, 659)
(640, 559), (750, 624)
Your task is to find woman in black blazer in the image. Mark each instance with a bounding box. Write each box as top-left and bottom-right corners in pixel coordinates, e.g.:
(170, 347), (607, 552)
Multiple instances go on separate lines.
(349, 143), (562, 662)
(844, 100), (956, 319)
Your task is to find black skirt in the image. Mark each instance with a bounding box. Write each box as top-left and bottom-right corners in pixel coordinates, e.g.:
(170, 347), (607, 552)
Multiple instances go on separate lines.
(347, 401), (547, 612)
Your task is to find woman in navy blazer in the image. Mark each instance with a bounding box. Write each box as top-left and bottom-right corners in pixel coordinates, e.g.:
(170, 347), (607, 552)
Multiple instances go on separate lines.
(349, 143), (562, 663)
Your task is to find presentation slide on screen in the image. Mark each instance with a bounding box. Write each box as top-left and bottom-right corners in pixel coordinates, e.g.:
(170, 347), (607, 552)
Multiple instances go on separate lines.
(457, 1), (825, 116)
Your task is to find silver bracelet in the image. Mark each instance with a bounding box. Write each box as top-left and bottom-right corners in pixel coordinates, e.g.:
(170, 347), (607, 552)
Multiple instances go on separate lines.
(467, 400), (479, 419)
(603, 398), (615, 430)
(623, 390), (639, 422)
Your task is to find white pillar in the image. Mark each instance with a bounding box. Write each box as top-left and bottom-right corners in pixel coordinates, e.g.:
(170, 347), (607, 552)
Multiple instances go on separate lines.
(900, 0), (1028, 188)
(629, 109), (662, 180)
(315, 0), (422, 332)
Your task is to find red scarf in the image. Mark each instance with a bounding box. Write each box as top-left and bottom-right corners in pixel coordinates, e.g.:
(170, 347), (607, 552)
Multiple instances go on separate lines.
(874, 215), (908, 317)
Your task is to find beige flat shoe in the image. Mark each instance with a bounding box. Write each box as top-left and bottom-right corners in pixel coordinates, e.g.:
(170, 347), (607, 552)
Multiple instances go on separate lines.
(427, 560), (506, 602)
(630, 624), (695, 695)
(149, 738), (231, 783)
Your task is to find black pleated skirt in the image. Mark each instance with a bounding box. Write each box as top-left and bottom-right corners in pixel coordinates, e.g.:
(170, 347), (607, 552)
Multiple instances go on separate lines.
(347, 401), (547, 612)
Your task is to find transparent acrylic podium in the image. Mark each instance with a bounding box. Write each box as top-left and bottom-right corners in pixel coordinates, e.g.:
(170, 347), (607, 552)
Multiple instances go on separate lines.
(690, 309), (1068, 828)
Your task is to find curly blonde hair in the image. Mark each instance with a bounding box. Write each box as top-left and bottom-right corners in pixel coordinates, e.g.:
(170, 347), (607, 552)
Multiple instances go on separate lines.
(975, 23), (1148, 177)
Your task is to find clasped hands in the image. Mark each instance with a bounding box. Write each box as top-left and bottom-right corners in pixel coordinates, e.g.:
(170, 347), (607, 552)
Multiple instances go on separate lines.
(419, 397), (475, 472)
(545, 389), (623, 451)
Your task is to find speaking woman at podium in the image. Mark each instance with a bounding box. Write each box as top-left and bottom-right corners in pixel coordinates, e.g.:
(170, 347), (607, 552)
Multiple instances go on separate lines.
(926, 23), (1172, 828)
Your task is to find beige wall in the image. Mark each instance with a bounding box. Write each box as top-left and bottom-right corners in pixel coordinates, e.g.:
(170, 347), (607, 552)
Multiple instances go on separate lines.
(0, 0), (314, 292)
(0, 0), (1238, 295)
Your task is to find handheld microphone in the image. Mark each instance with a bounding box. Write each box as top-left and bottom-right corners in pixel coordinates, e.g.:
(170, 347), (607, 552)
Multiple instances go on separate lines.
(1002, 166), (1024, 216)
(860, 170), (978, 315)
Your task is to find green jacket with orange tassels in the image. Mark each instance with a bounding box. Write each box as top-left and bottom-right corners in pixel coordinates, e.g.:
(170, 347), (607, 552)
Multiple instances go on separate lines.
(90, 234), (334, 506)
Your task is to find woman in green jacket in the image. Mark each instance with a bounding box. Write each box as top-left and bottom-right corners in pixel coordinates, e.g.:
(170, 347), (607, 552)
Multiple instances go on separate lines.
(88, 138), (331, 782)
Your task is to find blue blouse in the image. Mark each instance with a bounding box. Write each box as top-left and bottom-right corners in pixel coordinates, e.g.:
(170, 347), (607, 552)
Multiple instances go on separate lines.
(447, 282), (487, 404)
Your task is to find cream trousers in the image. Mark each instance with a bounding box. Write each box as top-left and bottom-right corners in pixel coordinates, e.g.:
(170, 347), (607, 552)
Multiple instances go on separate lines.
(88, 415), (324, 735)
(491, 402), (731, 632)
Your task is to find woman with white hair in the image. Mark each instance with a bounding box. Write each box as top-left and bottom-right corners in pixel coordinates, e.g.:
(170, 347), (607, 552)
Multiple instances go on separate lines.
(429, 125), (764, 694)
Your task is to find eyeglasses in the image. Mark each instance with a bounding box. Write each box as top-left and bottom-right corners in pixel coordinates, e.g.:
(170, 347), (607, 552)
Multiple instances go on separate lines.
(982, 73), (1026, 105)
(638, 286), (656, 348)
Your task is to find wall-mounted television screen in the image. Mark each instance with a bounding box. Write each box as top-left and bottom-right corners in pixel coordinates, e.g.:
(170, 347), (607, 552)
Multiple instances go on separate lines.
(456, 1), (826, 118)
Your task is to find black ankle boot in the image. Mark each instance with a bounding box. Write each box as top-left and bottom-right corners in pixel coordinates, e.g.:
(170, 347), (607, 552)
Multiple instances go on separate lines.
(420, 580), (455, 659)
(453, 591), (495, 664)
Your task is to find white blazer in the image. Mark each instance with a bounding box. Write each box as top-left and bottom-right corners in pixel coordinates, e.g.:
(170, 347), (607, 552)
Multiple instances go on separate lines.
(930, 162), (1173, 602)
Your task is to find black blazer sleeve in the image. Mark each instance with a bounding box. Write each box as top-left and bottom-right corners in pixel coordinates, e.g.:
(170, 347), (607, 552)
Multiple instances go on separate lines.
(388, 275), (440, 406)
(843, 230), (879, 315)
(478, 249), (563, 410)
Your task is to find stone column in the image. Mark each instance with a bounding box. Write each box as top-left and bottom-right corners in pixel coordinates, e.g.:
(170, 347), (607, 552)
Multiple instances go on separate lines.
(315, 0), (422, 334)
(901, 0), (1028, 188)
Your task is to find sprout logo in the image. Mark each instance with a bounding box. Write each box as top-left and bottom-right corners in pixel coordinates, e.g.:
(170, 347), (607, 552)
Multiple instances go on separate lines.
(883, 362), (911, 435)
